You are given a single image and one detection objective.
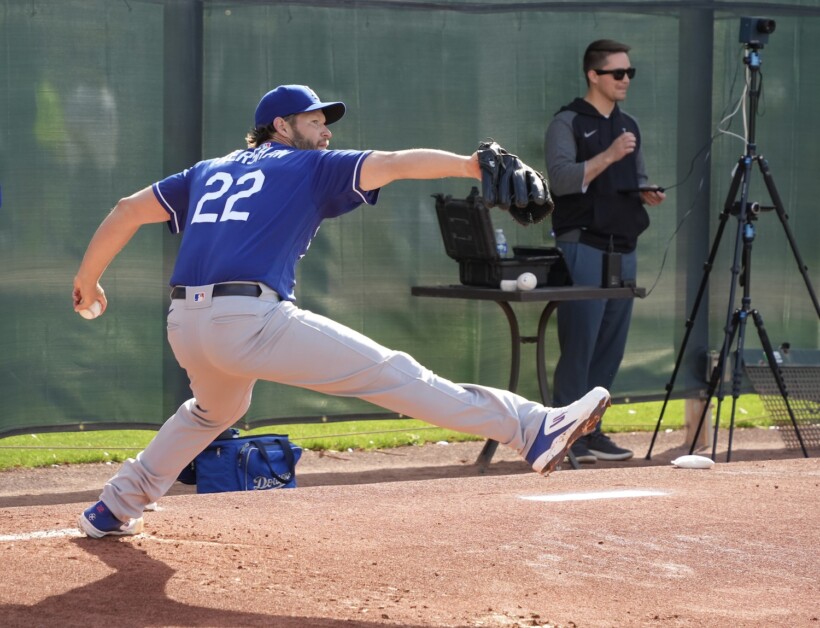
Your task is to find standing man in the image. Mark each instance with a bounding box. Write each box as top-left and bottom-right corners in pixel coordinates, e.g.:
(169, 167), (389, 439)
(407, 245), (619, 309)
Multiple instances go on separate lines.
(75, 84), (611, 538)
(545, 41), (666, 463)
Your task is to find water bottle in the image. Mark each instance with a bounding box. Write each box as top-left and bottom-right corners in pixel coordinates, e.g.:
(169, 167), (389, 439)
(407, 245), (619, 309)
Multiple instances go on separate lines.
(494, 228), (509, 258)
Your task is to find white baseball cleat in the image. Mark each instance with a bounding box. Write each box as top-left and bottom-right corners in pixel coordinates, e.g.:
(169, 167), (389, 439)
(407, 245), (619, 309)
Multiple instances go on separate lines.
(524, 387), (611, 475)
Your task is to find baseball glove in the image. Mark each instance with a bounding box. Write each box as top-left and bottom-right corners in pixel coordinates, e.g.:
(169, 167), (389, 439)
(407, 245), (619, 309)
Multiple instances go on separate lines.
(476, 140), (554, 225)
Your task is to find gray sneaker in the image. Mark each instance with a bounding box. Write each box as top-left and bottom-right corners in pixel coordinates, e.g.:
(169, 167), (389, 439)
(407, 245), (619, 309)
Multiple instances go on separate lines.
(570, 440), (598, 464)
(586, 432), (633, 461)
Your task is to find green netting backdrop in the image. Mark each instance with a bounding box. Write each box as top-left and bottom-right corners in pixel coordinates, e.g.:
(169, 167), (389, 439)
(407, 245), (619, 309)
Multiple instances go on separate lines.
(1, 0), (818, 436)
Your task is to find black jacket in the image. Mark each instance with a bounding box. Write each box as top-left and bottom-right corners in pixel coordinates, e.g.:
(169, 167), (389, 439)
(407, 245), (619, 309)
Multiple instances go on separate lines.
(551, 98), (649, 253)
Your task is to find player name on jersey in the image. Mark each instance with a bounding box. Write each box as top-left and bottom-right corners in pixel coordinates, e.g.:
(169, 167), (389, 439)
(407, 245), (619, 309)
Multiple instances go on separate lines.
(214, 143), (293, 166)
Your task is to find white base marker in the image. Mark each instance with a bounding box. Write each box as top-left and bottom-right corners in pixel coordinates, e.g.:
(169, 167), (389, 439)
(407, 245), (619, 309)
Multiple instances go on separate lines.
(520, 489), (667, 503)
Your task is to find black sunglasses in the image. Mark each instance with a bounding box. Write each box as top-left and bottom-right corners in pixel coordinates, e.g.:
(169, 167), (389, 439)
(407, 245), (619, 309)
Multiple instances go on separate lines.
(594, 67), (636, 81)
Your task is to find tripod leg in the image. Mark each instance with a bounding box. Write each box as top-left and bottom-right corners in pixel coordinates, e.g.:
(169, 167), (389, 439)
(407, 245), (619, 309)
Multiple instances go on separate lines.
(689, 311), (740, 458)
(725, 307), (754, 462)
(749, 309), (811, 457)
(645, 161), (745, 460)
(757, 157), (820, 317)
(704, 149), (758, 460)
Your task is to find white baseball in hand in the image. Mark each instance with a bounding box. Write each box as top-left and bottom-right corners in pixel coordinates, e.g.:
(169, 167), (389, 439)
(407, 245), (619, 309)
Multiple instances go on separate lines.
(516, 272), (537, 291)
(78, 301), (103, 320)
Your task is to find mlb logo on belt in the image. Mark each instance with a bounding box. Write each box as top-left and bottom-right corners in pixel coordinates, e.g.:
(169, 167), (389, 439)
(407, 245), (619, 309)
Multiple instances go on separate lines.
(193, 292), (206, 302)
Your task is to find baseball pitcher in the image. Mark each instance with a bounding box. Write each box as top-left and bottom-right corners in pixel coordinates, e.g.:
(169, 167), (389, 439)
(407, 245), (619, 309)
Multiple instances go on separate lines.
(74, 85), (609, 538)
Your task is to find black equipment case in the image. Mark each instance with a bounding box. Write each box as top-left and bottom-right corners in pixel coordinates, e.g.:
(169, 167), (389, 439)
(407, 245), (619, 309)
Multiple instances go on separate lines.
(433, 188), (572, 288)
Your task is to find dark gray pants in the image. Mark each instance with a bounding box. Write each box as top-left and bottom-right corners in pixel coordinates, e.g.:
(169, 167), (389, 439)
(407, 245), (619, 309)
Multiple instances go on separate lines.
(552, 241), (637, 433)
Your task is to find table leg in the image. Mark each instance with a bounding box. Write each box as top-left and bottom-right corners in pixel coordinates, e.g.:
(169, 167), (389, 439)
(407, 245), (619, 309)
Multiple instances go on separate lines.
(475, 439), (500, 468)
(475, 300), (578, 471)
(476, 302), (521, 471)
(536, 302), (558, 405)
(537, 302), (579, 471)
(498, 301), (521, 392)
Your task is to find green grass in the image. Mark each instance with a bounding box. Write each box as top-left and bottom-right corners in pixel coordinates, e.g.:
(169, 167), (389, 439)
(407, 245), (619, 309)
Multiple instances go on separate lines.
(0, 395), (772, 471)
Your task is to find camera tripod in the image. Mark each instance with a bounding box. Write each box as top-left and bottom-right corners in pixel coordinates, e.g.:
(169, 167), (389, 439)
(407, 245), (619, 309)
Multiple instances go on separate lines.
(646, 45), (820, 461)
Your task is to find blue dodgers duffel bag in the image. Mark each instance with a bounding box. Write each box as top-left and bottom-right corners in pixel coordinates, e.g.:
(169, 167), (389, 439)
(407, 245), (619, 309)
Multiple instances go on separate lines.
(178, 430), (302, 493)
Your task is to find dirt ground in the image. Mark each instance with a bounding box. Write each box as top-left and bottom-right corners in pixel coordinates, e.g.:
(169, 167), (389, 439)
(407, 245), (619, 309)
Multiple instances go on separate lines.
(1, 428), (818, 627)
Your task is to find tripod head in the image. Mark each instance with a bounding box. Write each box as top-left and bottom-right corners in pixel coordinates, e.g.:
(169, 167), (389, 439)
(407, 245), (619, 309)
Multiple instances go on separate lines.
(729, 201), (775, 220)
(738, 17), (776, 150)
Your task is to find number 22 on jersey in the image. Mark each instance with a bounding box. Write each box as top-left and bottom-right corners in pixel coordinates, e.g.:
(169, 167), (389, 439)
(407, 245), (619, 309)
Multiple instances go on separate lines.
(191, 170), (265, 224)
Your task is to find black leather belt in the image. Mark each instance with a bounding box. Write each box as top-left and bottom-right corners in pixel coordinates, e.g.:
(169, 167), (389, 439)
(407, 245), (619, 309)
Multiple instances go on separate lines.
(171, 283), (263, 300)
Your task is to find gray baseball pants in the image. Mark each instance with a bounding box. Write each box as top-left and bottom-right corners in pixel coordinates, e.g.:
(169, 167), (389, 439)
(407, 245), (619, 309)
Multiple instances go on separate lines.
(101, 283), (550, 520)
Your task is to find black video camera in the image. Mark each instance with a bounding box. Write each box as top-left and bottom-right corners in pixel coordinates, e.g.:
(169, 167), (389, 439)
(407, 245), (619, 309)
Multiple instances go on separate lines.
(739, 16), (776, 47)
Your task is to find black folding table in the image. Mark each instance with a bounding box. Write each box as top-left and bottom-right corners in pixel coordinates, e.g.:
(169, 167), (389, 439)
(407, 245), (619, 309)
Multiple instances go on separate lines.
(411, 284), (646, 469)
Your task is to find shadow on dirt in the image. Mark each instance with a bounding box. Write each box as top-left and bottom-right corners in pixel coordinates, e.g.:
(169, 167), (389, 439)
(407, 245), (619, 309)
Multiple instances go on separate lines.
(0, 538), (431, 628)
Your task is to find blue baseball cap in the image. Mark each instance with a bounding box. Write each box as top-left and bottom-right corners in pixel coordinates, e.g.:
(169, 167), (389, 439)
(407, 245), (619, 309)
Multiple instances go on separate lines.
(254, 85), (346, 127)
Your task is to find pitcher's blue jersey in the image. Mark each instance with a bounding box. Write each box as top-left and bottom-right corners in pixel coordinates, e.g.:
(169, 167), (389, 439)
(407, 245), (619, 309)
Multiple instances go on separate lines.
(152, 142), (379, 300)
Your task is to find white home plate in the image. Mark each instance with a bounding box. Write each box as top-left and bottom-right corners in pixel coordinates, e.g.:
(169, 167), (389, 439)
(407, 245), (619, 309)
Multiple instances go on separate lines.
(520, 489), (667, 503)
